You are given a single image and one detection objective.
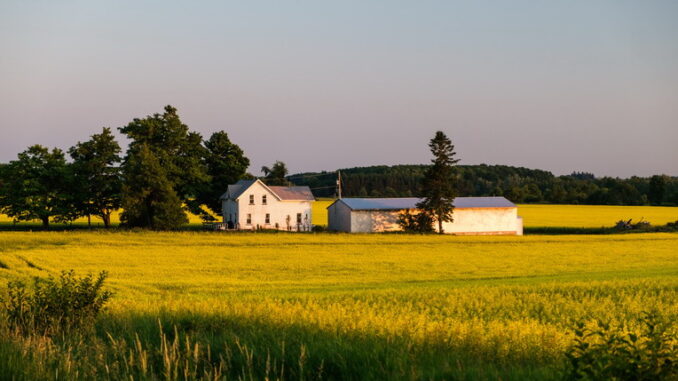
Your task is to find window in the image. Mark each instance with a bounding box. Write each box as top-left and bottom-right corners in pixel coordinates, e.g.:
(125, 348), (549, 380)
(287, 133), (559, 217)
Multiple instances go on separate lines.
(249, 195), (254, 205)
(265, 214), (270, 224)
(262, 195), (267, 205)
(296, 213), (302, 224)
(246, 214), (252, 225)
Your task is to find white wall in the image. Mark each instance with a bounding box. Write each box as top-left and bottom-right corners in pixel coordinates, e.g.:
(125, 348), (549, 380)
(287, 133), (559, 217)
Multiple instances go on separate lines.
(441, 207), (522, 235)
(223, 182), (312, 231)
(331, 206), (523, 235)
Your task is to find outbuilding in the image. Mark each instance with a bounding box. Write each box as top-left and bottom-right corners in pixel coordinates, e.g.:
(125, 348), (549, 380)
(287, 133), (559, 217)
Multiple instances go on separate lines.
(327, 197), (523, 235)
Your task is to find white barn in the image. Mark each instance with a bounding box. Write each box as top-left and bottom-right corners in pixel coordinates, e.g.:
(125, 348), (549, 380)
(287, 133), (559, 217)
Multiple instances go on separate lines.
(327, 197), (523, 235)
(220, 179), (314, 231)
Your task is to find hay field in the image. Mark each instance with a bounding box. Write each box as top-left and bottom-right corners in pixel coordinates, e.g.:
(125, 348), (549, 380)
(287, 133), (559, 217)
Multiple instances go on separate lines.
(0, 232), (676, 379)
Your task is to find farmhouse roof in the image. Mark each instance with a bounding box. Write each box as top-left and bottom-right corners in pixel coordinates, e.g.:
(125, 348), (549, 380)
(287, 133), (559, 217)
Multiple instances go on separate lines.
(268, 186), (315, 201)
(329, 197), (516, 211)
(220, 179), (314, 201)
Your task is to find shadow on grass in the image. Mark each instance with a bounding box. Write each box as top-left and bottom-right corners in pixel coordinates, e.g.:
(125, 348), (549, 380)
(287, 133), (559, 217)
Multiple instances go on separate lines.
(1, 311), (562, 381)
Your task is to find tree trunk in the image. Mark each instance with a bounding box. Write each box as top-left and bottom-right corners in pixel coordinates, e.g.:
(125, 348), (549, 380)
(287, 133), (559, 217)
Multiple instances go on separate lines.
(41, 216), (49, 229)
(103, 213), (111, 228)
(437, 211), (444, 234)
(87, 214), (91, 228)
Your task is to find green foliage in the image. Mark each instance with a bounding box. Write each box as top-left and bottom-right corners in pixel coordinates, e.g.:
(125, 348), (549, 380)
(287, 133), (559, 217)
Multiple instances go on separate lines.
(194, 131), (250, 217)
(68, 127), (122, 228)
(1, 270), (112, 336)
(0, 145), (72, 227)
(119, 105), (209, 204)
(417, 131), (460, 234)
(564, 313), (677, 381)
(649, 175), (668, 205)
(261, 160), (290, 186)
(398, 209), (434, 233)
(120, 144), (188, 229)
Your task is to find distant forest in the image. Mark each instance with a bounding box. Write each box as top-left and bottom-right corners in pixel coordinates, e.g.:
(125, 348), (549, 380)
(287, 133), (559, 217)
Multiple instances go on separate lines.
(289, 165), (678, 206)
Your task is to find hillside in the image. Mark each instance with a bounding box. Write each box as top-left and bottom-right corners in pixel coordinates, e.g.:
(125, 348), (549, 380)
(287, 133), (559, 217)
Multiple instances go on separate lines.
(289, 164), (678, 206)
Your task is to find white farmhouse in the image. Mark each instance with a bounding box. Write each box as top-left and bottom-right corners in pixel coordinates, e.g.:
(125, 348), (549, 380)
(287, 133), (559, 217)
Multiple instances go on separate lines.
(327, 197), (523, 235)
(220, 179), (314, 231)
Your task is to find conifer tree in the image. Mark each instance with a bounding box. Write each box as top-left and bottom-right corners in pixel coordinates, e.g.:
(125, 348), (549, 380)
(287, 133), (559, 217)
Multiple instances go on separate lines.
(417, 131), (460, 234)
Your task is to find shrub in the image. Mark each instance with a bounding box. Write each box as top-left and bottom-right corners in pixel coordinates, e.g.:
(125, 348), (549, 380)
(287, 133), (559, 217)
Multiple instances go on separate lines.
(564, 312), (677, 380)
(1, 270), (112, 336)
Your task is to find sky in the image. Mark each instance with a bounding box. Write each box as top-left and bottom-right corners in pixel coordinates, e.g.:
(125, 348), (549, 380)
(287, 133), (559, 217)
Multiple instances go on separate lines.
(1, 1), (676, 178)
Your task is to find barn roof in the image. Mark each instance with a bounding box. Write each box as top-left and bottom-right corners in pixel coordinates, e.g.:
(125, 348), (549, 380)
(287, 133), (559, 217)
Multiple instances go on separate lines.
(220, 179), (314, 201)
(330, 197), (516, 211)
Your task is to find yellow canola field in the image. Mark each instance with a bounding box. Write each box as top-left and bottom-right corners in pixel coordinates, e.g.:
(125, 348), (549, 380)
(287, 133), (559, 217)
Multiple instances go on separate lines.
(0, 231), (676, 377)
(2, 203), (677, 228)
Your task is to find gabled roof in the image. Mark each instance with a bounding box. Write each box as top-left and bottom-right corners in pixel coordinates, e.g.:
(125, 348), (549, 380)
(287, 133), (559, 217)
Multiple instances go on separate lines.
(220, 179), (314, 201)
(329, 196), (516, 211)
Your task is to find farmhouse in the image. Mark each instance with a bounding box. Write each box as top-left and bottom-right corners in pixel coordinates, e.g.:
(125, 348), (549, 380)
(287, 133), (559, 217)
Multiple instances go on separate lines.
(327, 197), (523, 235)
(220, 179), (314, 231)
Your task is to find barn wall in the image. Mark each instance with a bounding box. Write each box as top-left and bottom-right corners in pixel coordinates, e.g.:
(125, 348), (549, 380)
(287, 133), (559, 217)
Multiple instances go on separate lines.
(224, 182), (312, 230)
(327, 201), (352, 232)
(441, 207), (521, 235)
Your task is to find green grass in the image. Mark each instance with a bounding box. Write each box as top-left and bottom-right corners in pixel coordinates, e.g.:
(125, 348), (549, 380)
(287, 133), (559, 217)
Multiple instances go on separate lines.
(0, 231), (676, 380)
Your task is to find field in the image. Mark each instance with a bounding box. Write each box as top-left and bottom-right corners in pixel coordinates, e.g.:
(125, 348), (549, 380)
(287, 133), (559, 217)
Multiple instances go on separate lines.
(2, 203), (677, 230)
(0, 231), (677, 380)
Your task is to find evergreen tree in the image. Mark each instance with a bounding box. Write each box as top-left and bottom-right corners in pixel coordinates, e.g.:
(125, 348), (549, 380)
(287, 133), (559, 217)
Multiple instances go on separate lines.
(417, 131), (459, 234)
(261, 161), (289, 186)
(195, 131), (250, 217)
(69, 127), (122, 227)
(120, 144), (187, 229)
(0, 145), (71, 227)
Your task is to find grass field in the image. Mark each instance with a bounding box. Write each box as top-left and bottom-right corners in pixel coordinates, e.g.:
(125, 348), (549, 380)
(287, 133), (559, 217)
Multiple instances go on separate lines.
(0, 231), (676, 379)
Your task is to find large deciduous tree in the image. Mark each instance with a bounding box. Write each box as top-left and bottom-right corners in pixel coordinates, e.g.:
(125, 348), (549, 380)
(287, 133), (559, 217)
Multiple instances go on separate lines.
(118, 105), (208, 228)
(119, 144), (188, 229)
(261, 161), (289, 186)
(417, 131), (460, 234)
(195, 131), (250, 217)
(119, 105), (209, 202)
(68, 127), (122, 228)
(0, 145), (71, 227)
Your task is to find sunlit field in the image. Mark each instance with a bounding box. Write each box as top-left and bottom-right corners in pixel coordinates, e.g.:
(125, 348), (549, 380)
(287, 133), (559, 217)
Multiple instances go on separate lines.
(0, 232), (676, 379)
(2, 203), (676, 229)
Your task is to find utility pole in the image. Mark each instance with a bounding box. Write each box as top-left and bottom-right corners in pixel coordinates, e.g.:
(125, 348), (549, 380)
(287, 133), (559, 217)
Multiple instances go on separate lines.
(337, 170), (342, 199)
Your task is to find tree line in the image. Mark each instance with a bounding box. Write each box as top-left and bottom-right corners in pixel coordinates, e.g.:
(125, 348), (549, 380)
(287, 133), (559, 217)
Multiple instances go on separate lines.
(0, 106), (250, 229)
(290, 165), (678, 206)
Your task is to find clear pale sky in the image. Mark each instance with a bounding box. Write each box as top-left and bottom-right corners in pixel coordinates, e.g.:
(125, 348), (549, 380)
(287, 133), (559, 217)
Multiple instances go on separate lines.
(1, 1), (676, 177)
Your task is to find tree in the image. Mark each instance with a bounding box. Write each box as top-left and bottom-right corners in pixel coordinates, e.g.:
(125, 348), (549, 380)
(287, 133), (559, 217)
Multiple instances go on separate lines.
(261, 161), (289, 186)
(0, 145), (71, 227)
(119, 144), (188, 229)
(194, 131), (250, 217)
(648, 175), (667, 205)
(417, 131), (460, 234)
(398, 209), (434, 233)
(119, 105), (209, 204)
(69, 127), (122, 228)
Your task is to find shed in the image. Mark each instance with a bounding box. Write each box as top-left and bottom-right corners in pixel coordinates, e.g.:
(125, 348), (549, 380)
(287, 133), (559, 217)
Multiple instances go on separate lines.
(327, 197), (523, 235)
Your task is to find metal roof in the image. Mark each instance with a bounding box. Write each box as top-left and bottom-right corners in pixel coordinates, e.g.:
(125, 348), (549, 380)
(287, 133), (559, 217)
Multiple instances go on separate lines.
(268, 186), (315, 201)
(332, 197), (516, 211)
(220, 179), (314, 201)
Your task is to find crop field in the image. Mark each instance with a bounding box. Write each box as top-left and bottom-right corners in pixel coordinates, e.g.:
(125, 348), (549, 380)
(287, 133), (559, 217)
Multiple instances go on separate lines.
(0, 231), (676, 380)
(2, 203), (677, 230)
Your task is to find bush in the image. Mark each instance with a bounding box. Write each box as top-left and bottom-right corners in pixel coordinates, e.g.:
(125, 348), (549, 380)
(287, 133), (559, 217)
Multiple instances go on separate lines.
(1, 270), (112, 336)
(398, 209), (435, 233)
(564, 312), (677, 380)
